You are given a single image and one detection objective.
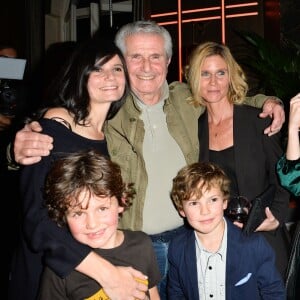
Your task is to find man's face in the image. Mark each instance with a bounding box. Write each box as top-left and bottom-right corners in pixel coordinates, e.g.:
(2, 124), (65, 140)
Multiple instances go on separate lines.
(124, 33), (170, 105)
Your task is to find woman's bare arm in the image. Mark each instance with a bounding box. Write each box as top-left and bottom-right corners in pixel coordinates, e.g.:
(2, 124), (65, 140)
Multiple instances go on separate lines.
(286, 94), (300, 160)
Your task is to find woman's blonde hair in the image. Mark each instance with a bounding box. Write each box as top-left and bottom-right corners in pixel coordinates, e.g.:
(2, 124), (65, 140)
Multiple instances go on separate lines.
(185, 41), (248, 106)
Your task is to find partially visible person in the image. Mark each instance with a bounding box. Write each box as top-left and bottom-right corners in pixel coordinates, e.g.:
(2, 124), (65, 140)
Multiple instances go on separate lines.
(285, 218), (300, 300)
(8, 38), (148, 300)
(276, 93), (300, 300)
(186, 41), (290, 278)
(277, 93), (300, 196)
(38, 149), (160, 300)
(0, 41), (25, 131)
(10, 21), (285, 299)
(0, 42), (17, 58)
(0, 114), (13, 130)
(0, 41), (28, 280)
(168, 161), (286, 299)
(1, 41), (19, 281)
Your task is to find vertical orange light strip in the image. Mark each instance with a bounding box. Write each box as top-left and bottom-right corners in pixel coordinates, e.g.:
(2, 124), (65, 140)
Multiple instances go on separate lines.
(221, 0), (226, 43)
(151, 1), (259, 81)
(178, 0), (182, 82)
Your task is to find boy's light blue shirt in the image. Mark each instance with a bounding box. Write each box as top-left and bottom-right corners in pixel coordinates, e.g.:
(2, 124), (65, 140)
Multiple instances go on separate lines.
(195, 218), (227, 300)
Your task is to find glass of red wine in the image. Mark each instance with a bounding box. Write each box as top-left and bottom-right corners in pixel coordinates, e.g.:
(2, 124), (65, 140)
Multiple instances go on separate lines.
(225, 196), (251, 224)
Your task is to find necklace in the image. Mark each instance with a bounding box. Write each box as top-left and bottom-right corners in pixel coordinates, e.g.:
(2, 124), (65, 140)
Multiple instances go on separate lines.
(209, 117), (233, 139)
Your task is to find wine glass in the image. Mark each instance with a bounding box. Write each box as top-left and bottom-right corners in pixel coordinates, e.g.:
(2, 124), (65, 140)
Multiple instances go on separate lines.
(225, 196), (251, 224)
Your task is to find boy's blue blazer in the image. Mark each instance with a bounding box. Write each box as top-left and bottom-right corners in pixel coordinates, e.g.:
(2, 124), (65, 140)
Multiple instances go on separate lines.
(168, 219), (286, 299)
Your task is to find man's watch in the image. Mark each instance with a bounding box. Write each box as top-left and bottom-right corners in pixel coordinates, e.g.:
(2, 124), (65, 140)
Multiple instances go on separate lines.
(6, 142), (20, 170)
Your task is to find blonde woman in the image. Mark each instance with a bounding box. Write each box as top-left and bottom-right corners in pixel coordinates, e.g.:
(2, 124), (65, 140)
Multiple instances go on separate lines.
(186, 41), (290, 278)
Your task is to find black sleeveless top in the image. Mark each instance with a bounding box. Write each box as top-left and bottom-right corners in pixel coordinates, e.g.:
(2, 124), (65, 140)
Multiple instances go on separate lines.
(209, 146), (239, 197)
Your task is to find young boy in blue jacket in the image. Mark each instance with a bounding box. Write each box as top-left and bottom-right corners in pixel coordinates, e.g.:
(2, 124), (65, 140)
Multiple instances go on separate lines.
(168, 161), (285, 300)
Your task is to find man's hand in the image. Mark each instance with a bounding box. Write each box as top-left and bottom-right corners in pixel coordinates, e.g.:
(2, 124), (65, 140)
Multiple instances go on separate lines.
(259, 98), (285, 136)
(14, 121), (53, 165)
(103, 266), (148, 300)
(77, 252), (149, 300)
